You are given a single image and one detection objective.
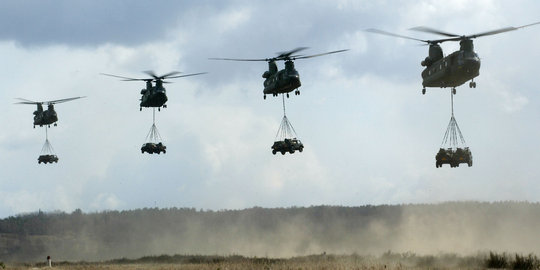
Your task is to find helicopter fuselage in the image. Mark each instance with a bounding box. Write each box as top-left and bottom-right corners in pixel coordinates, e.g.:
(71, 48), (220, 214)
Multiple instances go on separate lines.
(262, 60), (301, 98)
(32, 104), (58, 127)
(421, 50), (480, 88)
(140, 87), (168, 109)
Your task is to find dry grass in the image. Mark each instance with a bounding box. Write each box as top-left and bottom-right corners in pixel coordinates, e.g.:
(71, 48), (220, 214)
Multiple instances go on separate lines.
(5, 252), (537, 270)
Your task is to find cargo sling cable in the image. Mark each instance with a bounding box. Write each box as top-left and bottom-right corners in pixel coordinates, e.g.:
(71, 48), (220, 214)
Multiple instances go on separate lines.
(145, 108), (163, 143)
(41, 127), (55, 155)
(275, 94), (298, 141)
(441, 91), (466, 148)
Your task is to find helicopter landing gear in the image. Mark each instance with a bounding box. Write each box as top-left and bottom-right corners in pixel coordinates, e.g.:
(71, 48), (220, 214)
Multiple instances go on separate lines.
(163, 104), (167, 108)
(469, 80), (476, 88)
(422, 87), (426, 95)
(452, 87), (457, 95)
(54, 123), (57, 127)
(33, 125), (35, 129)
(286, 93), (289, 98)
(158, 107), (160, 112)
(140, 107), (142, 111)
(264, 94), (266, 100)
(295, 90), (300, 95)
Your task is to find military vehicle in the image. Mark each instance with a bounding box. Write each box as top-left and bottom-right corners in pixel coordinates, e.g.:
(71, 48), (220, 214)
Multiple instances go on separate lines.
(272, 138), (304, 155)
(141, 142), (166, 154)
(436, 147), (472, 168)
(366, 22), (540, 94)
(38, 154), (58, 164)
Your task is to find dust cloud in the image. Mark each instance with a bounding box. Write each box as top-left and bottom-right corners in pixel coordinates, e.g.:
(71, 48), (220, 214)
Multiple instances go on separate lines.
(3, 202), (540, 261)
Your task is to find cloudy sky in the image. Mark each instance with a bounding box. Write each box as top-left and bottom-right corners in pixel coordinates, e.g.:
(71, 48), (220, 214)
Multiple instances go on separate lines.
(0, 0), (539, 218)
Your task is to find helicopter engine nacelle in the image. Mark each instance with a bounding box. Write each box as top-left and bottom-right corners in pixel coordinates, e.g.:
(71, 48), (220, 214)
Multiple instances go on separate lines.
(421, 57), (433, 67)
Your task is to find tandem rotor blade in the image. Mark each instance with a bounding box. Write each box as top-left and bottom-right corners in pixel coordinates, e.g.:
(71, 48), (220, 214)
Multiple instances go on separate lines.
(276, 47), (309, 59)
(100, 73), (147, 81)
(409, 26), (460, 37)
(15, 98), (40, 104)
(166, 72), (207, 79)
(293, 49), (349, 60)
(208, 57), (269, 62)
(366, 28), (430, 43)
(159, 71), (182, 79)
(47, 96), (86, 105)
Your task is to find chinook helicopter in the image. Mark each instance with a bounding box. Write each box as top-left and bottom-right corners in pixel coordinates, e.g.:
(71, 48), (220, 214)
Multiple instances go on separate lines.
(15, 97), (85, 128)
(101, 71), (206, 111)
(210, 47), (348, 99)
(367, 22), (540, 94)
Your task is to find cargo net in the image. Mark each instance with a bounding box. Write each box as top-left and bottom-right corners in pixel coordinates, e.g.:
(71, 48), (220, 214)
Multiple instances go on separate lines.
(436, 91), (472, 168)
(271, 95), (304, 155)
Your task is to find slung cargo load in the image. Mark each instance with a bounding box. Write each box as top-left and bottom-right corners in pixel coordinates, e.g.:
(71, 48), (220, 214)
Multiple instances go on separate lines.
(436, 93), (472, 168)
(142, 123), (166, 154)
(272, 96), (303, 155)
(39, 138), (58, 164)
(38, 128), (58, 164)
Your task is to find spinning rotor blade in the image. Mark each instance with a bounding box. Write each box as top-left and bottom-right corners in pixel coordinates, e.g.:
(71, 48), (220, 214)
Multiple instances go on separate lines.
(100, 73), (147, 81)
(166, 72), (207, 79)
(276, 47), (309, 59)
(47, 96), (85, 105)
(366, 28), (430, 43)
(468, 27), (518, 38)
(208, 57), (268, 62)
(159, 71), (182, 79)
(411, 22), (540, 40)
(293, 49), (349, 60)
(144, 70), (184, 80)
(409, 26), (460, 37)
(143, 70), (159, 79)
(15, 98), (40, 104)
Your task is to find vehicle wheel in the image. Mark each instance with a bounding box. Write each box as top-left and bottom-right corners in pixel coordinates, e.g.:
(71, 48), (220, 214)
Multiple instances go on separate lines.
(272, 150), (276, 155)
(290, 150), (294, 154)
(141, 150), (144, 154)
(299, 148), (303, 152)
(38, 161), (41, 164)
(281, 151), (285, 155)
(163, 150), (166, 154)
